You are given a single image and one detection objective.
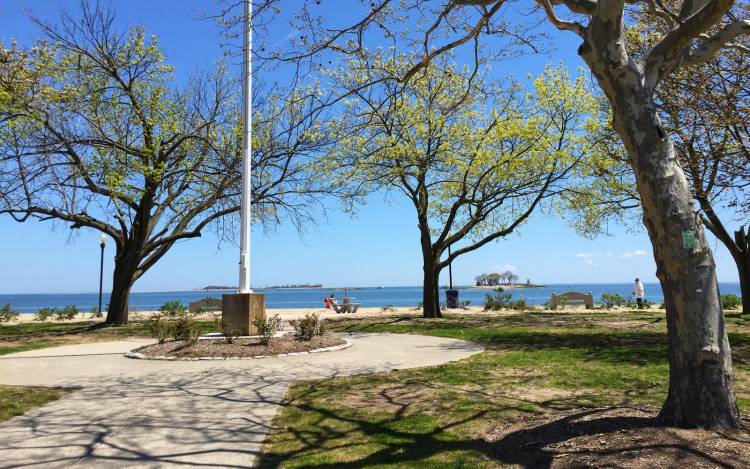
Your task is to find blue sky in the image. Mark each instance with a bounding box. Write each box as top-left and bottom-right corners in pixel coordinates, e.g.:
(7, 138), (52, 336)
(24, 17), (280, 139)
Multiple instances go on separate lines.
(0, 0), (741, 293)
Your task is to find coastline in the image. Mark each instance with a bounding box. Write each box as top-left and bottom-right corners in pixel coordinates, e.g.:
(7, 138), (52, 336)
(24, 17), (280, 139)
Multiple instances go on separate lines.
(4, 304), (666, 324)
(458, 284), (546, 290)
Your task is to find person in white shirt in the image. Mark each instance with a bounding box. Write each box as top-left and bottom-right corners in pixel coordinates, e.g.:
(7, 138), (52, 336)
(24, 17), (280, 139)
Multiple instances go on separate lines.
(633, 278), (645, 309)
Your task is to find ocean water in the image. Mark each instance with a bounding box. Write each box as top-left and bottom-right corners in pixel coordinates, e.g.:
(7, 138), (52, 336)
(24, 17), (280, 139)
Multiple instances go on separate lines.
(0, 283), (742, 314)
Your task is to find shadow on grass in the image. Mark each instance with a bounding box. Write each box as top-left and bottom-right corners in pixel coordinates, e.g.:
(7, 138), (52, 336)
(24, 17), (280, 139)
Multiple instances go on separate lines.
(328, 315), (750, 370)
(258, 392), (743, 469)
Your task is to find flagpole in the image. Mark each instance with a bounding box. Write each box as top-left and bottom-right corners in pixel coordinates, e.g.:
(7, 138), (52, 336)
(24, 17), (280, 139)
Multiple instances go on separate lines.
(239, 0), (252, 293)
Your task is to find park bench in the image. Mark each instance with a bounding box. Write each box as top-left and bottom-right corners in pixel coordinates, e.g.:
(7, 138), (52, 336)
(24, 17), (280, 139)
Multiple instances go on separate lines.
(550, 291), (593, 310)
(189, 297), (223, 314)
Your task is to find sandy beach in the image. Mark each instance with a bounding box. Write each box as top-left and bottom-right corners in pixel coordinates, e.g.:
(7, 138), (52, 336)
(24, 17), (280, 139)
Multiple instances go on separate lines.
(4, 304), (663, 325)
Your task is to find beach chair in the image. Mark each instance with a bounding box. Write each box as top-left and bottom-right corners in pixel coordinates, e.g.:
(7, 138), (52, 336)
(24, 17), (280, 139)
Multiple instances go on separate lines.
(324, 297), (347, 314)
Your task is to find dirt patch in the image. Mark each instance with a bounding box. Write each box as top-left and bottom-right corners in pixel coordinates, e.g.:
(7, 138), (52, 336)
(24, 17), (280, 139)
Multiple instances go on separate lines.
(132, 335), (346, 359)
(486, 407), (750, 468)
(340, 386), (440, 413)
(595, 320), (654, 329)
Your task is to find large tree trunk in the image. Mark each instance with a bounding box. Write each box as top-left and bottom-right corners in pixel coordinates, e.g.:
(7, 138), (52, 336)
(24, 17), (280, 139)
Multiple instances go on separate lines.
(578, 36), (740, 427)
(419, 226), (442, 318)
(422, 264), (442, 318)
(735, 252), (750, 315)
(105, 249), (138, 326)
(604, 87), (739, 428)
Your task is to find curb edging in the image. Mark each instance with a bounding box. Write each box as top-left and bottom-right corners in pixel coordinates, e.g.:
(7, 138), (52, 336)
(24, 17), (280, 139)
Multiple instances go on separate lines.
(124, 338), (352, 361)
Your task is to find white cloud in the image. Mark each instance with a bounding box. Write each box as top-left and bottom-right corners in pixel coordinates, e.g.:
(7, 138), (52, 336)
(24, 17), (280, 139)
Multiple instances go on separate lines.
(619, 250), (648, 259)
(584, 259), (599, 267)
(576, 252), (611, 258)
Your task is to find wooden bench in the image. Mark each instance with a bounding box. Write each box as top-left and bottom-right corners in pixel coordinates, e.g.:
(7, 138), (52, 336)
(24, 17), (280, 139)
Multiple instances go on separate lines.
(189, 297), (223, 314)
(550, 291), (593, 310)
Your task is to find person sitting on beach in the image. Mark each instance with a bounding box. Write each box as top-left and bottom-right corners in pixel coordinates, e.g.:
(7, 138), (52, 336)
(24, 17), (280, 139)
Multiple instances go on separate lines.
(324, 294), (337, 310)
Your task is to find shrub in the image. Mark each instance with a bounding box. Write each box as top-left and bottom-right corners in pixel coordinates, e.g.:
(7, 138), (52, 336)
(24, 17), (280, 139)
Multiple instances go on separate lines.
(253, 314), (282, 345)
(56, 305), (79, 320)
(721, 294), (742, 310)
(215, 318), (240, 344)
(381, 304), (396, 312)
(34, 307), (57, 321)
(484, 288), (513, 311)
(507, 298), (529, 311)
(0, 304), (19, 322)
(599, 293), (626, 309)
(172, 312), (201, 344)
(160, 300), (186, 318)
(149, 314), (171, 344)
(459, 299), (471, 309)
(289, 313), (323, 340)
(89, 306), (104, 318)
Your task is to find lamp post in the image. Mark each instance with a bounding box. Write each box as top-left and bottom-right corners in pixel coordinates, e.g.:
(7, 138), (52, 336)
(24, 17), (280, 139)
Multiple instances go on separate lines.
(447, 244), (453, 290)
(445, 243), (459, 309)
(98, 234), (106, 316)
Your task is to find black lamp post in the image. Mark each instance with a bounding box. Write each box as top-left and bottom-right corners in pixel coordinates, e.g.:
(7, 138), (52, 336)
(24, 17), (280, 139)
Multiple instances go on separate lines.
(448, 244), (453, 289)
(98, 234), (106, 316)
(445, 243), (459, 308)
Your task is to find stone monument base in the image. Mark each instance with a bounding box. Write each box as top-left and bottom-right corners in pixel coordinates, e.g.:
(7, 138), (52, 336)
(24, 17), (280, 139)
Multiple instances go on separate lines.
(222, 293), (266, 335)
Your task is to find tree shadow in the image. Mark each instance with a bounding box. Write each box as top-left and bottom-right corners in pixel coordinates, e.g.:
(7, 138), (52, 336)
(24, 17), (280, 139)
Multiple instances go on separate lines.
(257, 395), (749, 469)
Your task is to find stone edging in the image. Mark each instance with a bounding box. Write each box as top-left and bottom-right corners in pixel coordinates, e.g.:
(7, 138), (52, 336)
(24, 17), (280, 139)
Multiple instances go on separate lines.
(124, 338), (352, 361)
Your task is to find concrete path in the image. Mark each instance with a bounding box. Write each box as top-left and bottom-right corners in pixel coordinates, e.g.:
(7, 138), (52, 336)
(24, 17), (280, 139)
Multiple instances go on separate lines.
(0, 333), (483, 468)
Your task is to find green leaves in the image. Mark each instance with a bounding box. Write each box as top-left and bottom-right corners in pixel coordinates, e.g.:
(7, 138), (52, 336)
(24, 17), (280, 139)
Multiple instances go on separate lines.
(332, 56), (604, 242)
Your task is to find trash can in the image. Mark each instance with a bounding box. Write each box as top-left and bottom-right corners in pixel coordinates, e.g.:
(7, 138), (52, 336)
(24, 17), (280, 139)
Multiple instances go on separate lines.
(445, 289), (459, 309)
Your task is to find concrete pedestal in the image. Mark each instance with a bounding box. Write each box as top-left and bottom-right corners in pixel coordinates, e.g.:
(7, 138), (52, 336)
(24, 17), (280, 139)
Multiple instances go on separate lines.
(222, 293), (266, 336)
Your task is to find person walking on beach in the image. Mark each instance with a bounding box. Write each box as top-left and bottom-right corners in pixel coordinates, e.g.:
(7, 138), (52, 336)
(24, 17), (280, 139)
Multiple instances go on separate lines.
(633, 278), (645, 309)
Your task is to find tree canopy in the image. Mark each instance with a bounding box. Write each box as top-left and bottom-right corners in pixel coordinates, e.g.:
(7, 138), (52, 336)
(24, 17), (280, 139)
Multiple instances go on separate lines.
(330, 57), (604, 316)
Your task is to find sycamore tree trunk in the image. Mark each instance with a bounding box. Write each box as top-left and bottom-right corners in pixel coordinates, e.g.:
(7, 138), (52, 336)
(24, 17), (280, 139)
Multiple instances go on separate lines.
(105, 246), (140, 326)
(582, 47), (741, 427)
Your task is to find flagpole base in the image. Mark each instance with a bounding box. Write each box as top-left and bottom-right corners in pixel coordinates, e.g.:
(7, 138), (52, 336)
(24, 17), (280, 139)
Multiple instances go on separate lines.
(222, 293), (266, 336)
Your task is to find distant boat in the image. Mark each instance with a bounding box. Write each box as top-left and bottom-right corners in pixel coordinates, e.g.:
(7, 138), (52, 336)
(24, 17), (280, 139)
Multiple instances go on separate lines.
(376, 286), (383, 289)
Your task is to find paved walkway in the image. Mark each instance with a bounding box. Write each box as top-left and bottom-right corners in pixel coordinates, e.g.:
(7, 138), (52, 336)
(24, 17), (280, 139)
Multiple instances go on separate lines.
(0, 333), (483, 468)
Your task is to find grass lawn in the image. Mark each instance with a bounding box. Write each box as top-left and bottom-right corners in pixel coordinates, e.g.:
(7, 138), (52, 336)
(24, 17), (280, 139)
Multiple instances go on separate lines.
(0, 319), (216, 356)
(259, 310), (750, 468)
(0, 385), (70, 422)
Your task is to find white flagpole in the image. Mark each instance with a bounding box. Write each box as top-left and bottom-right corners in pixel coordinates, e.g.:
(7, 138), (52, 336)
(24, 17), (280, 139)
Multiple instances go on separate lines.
(239, 0), (252, 293)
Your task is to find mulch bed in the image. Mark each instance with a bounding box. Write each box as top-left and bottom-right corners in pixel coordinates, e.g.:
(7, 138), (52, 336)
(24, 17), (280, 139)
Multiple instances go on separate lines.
(486, 407), (750, 468)
(132, 335), (347, 359)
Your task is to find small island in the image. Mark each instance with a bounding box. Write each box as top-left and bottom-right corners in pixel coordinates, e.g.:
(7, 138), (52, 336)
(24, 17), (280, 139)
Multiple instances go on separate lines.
(264, 283), (323, 289)
(467, 272), (546, 289)
(201, 285), (237, 291)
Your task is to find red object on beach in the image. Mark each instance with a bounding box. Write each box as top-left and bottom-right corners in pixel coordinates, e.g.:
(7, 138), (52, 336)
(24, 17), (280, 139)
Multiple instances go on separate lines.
(323, 297), (331, 309)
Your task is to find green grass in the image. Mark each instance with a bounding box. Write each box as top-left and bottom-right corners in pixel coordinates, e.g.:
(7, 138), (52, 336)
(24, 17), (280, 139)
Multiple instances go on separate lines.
(0, 319), (216, 356)
(0, 385), (69, 422)
(259, 311), (750, 468)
